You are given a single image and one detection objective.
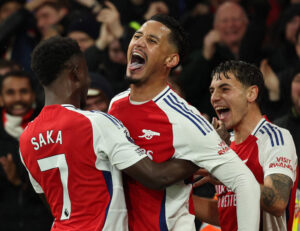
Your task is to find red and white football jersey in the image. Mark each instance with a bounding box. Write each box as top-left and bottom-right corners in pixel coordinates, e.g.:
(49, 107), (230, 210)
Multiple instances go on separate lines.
(216, 118), (298, 231)
(109, 86), (248, 231)
(19, 104), (147, 231)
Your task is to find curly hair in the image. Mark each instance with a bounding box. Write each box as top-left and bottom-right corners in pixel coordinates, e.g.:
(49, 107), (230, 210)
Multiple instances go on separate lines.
(31, 36), (82, 86)
(0, 70), (34, 91)
(211, 60), (266, 105)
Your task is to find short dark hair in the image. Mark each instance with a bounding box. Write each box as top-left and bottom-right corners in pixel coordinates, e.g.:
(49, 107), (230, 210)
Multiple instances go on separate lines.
(150, 14), (188, 64)
(31, 36), (82, 86)
(0, 70), (34, 91)
(0, 59), (20, 71)
(211, 60), (266, 105)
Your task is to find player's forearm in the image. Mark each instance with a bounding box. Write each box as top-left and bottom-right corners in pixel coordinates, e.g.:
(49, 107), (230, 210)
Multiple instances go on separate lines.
(123, 158), (198, 190)
(211, 154), (260, 231)
(260, 174), (292, 217)
(193, 195), (219, 226)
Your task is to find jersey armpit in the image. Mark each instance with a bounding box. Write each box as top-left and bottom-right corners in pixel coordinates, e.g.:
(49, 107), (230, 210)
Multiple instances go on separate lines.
(254, 119), (298, 182)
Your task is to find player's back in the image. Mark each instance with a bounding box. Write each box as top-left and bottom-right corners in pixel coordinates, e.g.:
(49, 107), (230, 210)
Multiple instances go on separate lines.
(19, 105), (128, 231)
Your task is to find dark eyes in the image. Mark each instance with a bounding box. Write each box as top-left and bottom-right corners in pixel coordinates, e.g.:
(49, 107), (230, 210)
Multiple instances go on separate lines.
(133, 34), (141, 39)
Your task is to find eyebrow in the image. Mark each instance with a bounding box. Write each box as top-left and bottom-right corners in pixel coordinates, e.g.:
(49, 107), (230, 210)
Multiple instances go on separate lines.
(134, 31), (160, 41)
(209, 83), (231, 91)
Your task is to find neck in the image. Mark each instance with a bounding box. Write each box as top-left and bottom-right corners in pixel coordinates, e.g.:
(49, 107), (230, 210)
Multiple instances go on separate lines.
(129, 74), (168, 102)
(44, 83), (80, 108)
(233, 106), (263, 144)
(44, 91), (80, 108)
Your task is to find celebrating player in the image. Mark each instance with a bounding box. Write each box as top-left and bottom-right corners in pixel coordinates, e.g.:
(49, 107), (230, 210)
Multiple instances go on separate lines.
(194, 60), (298, 231)
(109, 14), (260, 231)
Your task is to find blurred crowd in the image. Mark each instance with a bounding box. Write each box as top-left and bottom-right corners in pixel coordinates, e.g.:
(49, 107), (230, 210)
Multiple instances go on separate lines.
(0, 0), (299, 230)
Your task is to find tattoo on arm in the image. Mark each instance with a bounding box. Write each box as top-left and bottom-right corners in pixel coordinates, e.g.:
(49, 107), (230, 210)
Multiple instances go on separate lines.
(262, 186), (276, 207)
(262, 174), (293, 207)
(270, 174), (292, 203)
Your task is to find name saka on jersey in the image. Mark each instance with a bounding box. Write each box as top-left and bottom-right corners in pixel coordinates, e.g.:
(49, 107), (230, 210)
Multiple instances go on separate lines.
(31, 130), (63, 150)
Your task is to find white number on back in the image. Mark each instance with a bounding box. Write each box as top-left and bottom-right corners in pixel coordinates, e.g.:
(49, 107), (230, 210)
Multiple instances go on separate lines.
(37, 154), (71, 220)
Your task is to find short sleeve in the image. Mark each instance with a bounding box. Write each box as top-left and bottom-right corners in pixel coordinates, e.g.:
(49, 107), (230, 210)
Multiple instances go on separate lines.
(90, 112), (147, 170)
(258, 128), (297, 182)
(172, 116), (238, 172)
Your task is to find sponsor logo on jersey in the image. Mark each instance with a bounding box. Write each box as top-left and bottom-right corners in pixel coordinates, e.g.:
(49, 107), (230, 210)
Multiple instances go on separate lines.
(138, 129), (160, 140)
(217, 140), (230, 155)
(269, 156), (293, 171)
(124, 128), (136, 144)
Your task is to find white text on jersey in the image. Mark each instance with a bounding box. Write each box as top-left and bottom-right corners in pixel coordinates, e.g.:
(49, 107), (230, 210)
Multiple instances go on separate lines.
(31, 130), (63, 150)
(138, 129), (160, 140)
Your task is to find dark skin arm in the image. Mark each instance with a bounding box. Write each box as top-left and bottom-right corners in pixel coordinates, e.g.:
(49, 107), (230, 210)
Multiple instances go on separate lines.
(123, 157), (199, 190)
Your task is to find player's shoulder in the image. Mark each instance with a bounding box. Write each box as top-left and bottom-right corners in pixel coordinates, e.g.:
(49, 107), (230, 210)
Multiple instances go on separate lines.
(66, 105), (124, 128)
(110, 89), (130, 105)
(155, 86), (214, 136)
(154, 86), (200, 114)
(252, 118), (292, 148)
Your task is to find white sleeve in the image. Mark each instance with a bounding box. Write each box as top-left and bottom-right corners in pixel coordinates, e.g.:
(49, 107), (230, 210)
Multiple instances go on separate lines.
(173, 121), (260, 230)
(19, 150), (44, 193)
(90, 112), (147, 170)
(211, 151), (261, 231)
(258, 128), (297, 182)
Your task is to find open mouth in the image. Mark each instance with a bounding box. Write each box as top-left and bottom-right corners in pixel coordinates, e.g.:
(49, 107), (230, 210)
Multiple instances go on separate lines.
(129, 51), (146, 72)
(215, 106), (230, 120)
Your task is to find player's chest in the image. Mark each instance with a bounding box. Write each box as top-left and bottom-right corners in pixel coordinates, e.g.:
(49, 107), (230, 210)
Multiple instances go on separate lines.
(114, 104), (175, 162)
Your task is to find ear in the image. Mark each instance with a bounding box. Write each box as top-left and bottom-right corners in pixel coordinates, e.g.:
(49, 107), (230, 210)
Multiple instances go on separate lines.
(165, 54), (179, 69)
(247, 85), (258, 103)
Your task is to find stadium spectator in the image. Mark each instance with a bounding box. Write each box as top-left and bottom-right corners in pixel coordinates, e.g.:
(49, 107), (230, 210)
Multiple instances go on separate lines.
(0, 70), (52, 231)
(85, 72), (113, 112)
(274, 66), (300, 188)
(66, 11), (100, 52)
(179, 1), (265, 119)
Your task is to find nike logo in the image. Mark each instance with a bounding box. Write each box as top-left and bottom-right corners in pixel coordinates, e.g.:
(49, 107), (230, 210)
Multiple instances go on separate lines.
(138, 129), (160, 140)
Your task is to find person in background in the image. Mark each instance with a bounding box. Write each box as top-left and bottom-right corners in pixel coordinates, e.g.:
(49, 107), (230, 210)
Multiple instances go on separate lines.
(66, 11), (100, 52)
(0, 70), (52, 231)
(179, 1), (265, 119)
(85, 72), (113, 112)
(274, 66), (300, 186)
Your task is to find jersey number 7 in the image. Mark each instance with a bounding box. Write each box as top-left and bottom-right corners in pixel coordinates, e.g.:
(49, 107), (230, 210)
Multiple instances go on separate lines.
(38, 154), (71, 220)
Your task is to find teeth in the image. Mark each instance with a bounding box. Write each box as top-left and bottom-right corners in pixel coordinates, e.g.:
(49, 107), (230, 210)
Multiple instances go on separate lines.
(132, 52), (144, 58)
(215, 106), (228, 110)
(13, 105), (24, 109)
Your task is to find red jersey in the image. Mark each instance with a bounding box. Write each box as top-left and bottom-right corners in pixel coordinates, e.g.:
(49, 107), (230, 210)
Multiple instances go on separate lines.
(19, 104), (147, 231)
(216, 118), (298, 231)
(109, 87), (258, 231)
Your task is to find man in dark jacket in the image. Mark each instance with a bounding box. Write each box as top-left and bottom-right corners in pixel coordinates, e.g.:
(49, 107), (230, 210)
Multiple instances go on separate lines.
(0, 71), (52, 231)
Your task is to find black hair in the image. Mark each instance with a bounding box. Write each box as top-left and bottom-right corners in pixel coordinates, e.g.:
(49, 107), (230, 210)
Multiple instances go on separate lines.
(35, 0), (70, 12)
(0, 59), (20, 72)
(0, 70), (34, 91)
(211, 60), (266, 105)
(31, 36), (82, 86)
(150, 14), (188, 64)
